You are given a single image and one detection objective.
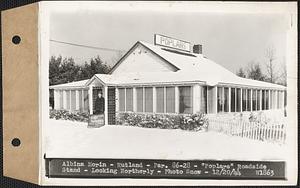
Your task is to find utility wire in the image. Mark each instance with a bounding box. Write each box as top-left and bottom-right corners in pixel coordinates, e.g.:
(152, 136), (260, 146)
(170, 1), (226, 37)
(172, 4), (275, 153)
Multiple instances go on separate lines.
(50, 39), (126, 53)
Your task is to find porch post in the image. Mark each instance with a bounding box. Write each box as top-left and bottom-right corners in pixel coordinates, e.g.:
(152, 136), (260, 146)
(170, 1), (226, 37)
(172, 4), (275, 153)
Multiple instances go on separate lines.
(75, 90), (80, 111)
(89, 85), (93, 114)
(104, 86), (108, 125)
(133, 87), (137, 112)
(175, 86), (179, 113)
(153, 87), (157, 113)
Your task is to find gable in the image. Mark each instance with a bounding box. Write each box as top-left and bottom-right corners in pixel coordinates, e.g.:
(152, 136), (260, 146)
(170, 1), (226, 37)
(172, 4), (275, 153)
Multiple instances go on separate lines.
(110, 43), (178, 75)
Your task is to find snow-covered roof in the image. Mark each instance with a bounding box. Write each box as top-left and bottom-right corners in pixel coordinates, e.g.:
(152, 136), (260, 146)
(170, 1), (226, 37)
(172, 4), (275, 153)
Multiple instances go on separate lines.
(51, 41), (286, 90)
(105, 41), (285, 89)
(49, 79), (89, 89)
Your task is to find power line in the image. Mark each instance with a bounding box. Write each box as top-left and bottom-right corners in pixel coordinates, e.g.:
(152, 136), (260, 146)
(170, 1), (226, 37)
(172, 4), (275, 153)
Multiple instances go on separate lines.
(50, 39), (126, 53)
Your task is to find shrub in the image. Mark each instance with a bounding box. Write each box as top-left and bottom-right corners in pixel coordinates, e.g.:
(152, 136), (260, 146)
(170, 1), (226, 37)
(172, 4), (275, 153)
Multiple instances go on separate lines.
(49, 109), (89, 122)
(116, 112), (208, 131)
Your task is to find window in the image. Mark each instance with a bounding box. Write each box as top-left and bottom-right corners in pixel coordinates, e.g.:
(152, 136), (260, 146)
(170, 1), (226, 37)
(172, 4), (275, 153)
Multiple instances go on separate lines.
(236, 88), (241, 112)
(71, 90), (76, 111)
(207, 86), (214, 114)
(126, 88), (133, 111)
(136, 88), (143, 112)
(66, 90), (70, 110)
(230, 88), (236, 112)
(119, 88), (125, 111)
(224, 87), (229, 112)
(83, 90), (89, 111)
(284, 90), (287, 108)
(200, 86), (207, 113)
(179, 86), (192, 114)
(59, 90), (63, 109)
(247, 89), (251, 111)
(277, 91), (280, 109)
(145, 87), (153, 112)
(257, 90), (261, 110)
(278, 91), (283, 108)
(265, 90), (269, 110)
(252, 89), (257, 111)
(166, 87), (175, 113)
(156, 87), (164, 113)
(78, 90), (83, 110)
(217, 87), (223, 113)
(262, 90), (265, 110)
(270, 90), (273, 109)
(242, 89), (247, 111)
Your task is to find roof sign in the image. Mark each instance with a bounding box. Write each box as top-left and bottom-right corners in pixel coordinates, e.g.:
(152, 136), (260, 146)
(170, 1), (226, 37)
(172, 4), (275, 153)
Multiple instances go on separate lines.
(154, 34), (191, 53)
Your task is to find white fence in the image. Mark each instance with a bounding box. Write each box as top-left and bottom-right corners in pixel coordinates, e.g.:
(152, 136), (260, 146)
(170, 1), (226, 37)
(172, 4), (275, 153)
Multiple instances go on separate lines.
(207, 118), (286, 144)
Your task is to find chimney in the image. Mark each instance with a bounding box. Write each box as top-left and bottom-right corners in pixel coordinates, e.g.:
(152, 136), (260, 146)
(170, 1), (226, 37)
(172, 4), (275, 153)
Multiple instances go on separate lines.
(193, 44), (202, 54)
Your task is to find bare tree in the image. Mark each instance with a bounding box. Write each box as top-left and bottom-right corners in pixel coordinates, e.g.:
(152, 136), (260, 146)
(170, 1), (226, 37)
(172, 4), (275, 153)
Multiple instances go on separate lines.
(245, 61), (266, 81)
(265, 45), (280, 83)
(236, 67), (246, 78)
(277, 60), (287, 86)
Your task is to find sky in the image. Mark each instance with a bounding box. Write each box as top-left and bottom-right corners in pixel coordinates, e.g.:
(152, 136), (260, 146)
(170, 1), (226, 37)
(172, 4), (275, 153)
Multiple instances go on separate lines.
(49, 5), (290, 73)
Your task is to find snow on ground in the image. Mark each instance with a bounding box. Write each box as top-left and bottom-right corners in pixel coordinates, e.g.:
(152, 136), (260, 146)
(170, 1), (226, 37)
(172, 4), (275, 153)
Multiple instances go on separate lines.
(44, 119), (288, 161)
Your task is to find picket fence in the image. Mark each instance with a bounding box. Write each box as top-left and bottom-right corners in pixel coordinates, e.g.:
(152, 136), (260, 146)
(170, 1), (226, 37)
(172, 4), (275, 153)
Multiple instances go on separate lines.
(207, 118), (286, 144)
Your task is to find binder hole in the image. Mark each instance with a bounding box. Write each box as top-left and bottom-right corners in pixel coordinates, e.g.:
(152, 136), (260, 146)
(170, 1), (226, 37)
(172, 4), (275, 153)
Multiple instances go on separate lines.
(12, 35), (21, 44)
(11, 138), (21, 147)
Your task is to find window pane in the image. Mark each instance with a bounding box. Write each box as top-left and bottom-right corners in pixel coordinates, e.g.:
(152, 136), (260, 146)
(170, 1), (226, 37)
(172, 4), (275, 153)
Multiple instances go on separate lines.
(166, 87), (175, 113)
(84, 90), (89, 111)
(59, 90), (63, 109)
(242, 89), (247, 111)
(257, 90), (261, 110)
(119, 88), (125, 111)
(71, 90), (76, 111)
(284, 91), (287, 108)
(200, 86), (207, 113)
(230, 88), (236, 112)
(278, 91), (283, 108)
(224, 87), (229, 112)
(252, 90), (257, 111)
(156, 87), (164, 113)
(236, 88), (241, 112)
(262, 90), (265, 110)
(66, 90), (70, 110)
(265, 90), (269, 110)
(126, 88), (133, 111)
(247, 89), (251, 111)
(207, 86), (214, 114)
(179, 86), (192, 114)
(78, 90), (83, 111)
(217, 87), (223, 113)
(136, 88), (143, 112)
(145, 87), (153, 112)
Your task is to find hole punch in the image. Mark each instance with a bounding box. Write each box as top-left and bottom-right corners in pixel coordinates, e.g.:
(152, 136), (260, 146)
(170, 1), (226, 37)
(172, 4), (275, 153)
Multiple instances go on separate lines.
(11, 138), (21, 147)
(12, 35), (21, 44)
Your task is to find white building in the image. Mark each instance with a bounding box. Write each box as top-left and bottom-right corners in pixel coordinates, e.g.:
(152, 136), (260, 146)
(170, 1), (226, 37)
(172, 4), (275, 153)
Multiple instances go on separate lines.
(50, 35), (286, 125)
